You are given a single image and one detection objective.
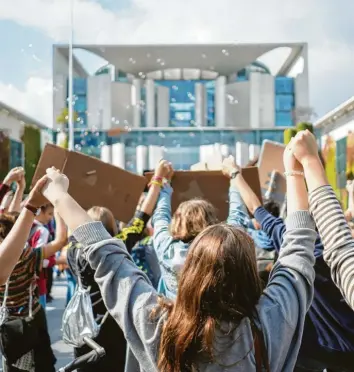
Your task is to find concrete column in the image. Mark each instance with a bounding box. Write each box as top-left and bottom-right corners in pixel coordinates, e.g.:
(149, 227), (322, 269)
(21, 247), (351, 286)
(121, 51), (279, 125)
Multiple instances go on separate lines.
(215, 76), (226, 127)
(248, 144), (261, 161)
(148, 145), (164, 170)
(235, 142), (249, 167)
(136, 145), (148, 174)
(132, 79), (142, 128)
(100, 144), (112, 163)
(112, 143), (125, 169)
(195, 83), (207, 127)
(220, 144), (229, 157)
(146, 79), (155, 128)
(199, 144), (215, 163)
(157, 85), (170, 127)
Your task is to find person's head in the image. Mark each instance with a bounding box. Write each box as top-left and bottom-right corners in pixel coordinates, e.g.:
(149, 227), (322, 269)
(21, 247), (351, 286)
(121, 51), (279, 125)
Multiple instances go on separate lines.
(0, 213), (17, 242)
(87, 206), (118, 237)
(170, 199), (218, 243)
(252, 199), (280, 230)
(36, 204), (54, 225)
(157, 223), (263, 371)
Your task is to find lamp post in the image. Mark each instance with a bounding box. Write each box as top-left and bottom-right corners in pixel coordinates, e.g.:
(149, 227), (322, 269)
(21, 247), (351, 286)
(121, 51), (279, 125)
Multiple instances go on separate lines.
(68, 0), (75, 151)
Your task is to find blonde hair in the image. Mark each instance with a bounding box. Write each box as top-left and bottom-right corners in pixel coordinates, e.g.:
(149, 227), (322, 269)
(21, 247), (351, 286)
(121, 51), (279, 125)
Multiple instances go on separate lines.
(87, 206), (118, 237)
(170, 199), (218, 242)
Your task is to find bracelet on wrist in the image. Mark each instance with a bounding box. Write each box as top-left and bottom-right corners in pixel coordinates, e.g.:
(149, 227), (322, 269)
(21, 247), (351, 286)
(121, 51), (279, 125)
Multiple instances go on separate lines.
(148, 180), (163, 188)
(151, 176), (163, 182)
(284, 170), (304, 177)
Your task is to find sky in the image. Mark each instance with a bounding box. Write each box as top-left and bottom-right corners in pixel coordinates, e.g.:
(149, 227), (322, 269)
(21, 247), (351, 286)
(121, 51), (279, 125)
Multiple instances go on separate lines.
(0, 0), (353, 127)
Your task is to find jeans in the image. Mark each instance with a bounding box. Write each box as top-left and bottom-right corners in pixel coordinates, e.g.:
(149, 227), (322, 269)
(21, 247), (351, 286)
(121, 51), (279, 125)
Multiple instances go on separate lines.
(39, 295), (46, 310)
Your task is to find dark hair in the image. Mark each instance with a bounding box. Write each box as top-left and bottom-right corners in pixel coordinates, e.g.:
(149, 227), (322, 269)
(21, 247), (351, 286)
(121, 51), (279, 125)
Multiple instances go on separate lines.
(263, 200), (280, 218)
(0, 213), (17, 242)
(41, 203), (54, 212)
(156, 223), (263, 371)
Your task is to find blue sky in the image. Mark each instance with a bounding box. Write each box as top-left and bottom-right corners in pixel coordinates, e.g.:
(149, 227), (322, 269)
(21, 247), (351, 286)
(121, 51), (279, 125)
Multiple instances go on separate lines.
(0, 0), (353, 126)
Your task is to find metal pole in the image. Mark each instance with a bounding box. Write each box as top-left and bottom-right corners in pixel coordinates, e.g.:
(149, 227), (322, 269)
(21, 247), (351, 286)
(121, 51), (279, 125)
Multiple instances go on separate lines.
(68, 0), (74, 150)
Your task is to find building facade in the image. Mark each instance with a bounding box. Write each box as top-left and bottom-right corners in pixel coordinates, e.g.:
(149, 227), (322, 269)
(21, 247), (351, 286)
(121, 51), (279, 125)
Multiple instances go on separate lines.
(53, 43), (309, 172)
(0, 101), (48, 171)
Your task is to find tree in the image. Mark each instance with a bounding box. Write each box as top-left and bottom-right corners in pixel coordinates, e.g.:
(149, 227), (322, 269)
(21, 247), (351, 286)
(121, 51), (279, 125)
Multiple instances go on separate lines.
(56, 107), (78, 126)
(56, 108), (78, 149)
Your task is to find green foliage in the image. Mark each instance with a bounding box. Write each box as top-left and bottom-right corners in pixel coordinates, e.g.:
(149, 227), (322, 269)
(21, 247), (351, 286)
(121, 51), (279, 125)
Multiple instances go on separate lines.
(284, 128), (297, 145)
(56, 107), (78, 126)
(0, 131), (10, 181)
(296, 122), (314, 133)
(22, 125), (41, 193)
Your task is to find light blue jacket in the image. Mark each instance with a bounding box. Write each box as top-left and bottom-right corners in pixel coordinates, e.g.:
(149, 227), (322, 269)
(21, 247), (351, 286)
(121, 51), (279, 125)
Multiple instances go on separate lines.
(151, 184), (266, 299)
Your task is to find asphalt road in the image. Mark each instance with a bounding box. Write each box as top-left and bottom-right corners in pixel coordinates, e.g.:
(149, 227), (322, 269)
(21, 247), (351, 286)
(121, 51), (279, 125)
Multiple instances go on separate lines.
(0, 278), (73, 371)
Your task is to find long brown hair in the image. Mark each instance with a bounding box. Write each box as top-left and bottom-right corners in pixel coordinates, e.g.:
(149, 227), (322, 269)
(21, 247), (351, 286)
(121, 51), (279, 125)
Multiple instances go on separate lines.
(157, 223), (263, 371)
(87, 206), (118, 237)
(170, 199), (218, 242)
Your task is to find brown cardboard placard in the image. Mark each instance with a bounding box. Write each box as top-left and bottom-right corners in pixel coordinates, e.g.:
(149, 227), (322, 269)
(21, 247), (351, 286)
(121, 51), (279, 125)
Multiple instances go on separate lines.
(32, 144), (146, 223)
(257, 140), (286, 204)
(145, 167), (262, 220)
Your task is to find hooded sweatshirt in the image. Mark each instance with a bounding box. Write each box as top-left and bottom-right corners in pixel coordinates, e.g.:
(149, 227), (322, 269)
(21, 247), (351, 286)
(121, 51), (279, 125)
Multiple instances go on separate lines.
(73, 209), (316, 372)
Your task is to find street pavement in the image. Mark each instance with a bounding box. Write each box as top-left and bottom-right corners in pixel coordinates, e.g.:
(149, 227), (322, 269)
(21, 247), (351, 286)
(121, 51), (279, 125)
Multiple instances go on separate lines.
(0, 278), (73, 371)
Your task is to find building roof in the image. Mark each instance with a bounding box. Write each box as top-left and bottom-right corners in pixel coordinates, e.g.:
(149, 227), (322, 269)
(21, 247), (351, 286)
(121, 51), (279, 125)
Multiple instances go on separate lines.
(314, 96), (354, 129)
(0, 101), (47, 130)
(54, 42), (306, 77)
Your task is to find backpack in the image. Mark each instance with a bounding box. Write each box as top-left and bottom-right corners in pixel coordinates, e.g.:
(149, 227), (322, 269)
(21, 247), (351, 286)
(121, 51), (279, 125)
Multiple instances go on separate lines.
(62, 249), (108, 348)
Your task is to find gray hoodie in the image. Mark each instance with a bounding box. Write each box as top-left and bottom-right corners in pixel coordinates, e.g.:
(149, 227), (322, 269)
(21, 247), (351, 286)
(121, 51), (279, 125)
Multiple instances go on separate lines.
(74, 210), (316, 372)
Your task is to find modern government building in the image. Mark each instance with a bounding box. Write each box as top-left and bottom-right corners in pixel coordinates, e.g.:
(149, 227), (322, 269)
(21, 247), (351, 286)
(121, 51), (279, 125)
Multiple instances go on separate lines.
(52, 42), (310, 172)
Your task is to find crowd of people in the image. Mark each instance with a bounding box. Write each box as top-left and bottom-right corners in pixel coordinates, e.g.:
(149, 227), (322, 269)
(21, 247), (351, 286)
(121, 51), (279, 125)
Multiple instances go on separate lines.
(0, 130), (354, 372)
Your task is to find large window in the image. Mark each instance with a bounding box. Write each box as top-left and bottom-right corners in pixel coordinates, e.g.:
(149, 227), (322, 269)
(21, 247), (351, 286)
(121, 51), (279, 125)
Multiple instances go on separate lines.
(275, 77), (295, 127)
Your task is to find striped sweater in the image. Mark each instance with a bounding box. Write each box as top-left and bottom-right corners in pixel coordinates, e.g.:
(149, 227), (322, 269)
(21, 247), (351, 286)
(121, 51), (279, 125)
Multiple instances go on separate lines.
(309, 185), (354, 310)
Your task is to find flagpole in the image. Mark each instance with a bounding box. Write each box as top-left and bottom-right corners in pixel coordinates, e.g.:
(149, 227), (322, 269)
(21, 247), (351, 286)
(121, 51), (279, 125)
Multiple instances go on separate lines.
(68, 0), (74, 150)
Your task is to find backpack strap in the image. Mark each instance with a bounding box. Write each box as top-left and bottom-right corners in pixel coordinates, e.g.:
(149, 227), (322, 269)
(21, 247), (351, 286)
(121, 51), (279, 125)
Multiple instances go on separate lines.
(252, 323), (270, 372)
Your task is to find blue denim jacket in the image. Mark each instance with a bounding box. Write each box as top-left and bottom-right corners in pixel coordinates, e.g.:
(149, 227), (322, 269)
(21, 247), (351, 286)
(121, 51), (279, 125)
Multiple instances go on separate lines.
(151, 184), (255, 299)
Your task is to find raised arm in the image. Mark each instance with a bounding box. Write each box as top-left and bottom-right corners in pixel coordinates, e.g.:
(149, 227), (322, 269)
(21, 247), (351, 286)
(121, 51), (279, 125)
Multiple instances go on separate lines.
(0, 167), (24, 206)
(258, 139), (316, 369)
(115, 163), (165, 251)
(0, 176), (48, 284)
(151, 161), (174, 254)
(42, 210), (68, 258)
(292, 130), (354, 310)
(222, 156), (252, 228)
(8, 174), (26, 213)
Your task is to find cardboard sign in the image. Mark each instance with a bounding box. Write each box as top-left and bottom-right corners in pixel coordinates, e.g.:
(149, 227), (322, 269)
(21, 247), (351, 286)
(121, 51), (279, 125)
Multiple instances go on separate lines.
(257, 140), (286, 204)
(145, 167), (262, 220)
(32, 144), (146, 223)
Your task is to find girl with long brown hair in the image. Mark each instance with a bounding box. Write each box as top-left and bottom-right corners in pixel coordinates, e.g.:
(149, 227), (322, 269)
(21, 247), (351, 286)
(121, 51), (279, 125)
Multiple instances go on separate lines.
(151, 161), (249, 299)
(41, 144), (317, 371)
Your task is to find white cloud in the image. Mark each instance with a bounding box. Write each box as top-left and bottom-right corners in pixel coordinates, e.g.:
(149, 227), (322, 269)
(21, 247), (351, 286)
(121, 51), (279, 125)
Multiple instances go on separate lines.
(0, 0), (353, 123)
(0, 77), (52, 126)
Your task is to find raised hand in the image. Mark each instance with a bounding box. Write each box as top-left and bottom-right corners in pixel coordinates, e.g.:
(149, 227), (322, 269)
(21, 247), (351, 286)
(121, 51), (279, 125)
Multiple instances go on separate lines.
(3, 167), (24, 186)
(283, 138), (303, 173)
(155, 160), (174, 181)
(222, 155), (240, 178)
(41, 167), (70, 204)
(291, 130), (319, 167)
(26, 175), (50, 208)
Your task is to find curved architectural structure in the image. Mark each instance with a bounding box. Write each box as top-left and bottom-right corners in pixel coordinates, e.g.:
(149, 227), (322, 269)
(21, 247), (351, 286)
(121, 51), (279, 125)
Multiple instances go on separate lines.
(52, 42), (309, 172)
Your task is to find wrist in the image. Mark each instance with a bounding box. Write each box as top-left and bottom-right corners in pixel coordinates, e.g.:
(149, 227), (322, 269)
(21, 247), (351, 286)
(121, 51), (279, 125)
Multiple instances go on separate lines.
(301, 155), (321, 171)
